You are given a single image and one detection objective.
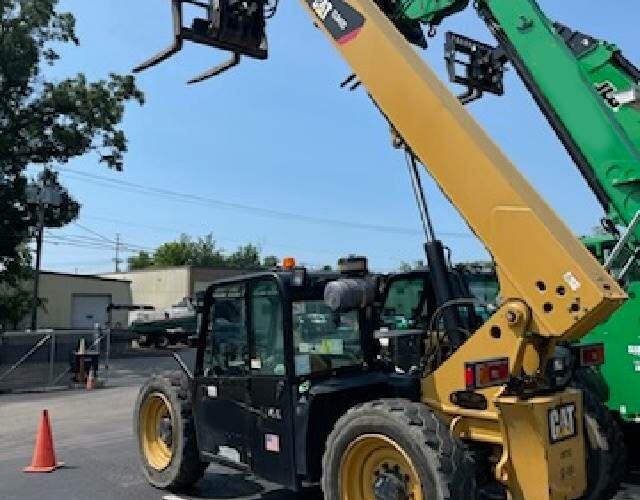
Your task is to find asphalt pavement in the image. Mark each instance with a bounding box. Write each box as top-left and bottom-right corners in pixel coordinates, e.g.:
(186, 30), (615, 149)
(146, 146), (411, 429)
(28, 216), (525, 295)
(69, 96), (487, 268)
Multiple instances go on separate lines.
(0, 352), (637, 500)
(0, 352), (317, 500)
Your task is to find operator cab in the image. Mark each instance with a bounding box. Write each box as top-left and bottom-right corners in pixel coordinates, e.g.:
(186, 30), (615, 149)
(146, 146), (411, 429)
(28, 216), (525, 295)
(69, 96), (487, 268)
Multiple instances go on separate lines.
(192, 256), (394, 488)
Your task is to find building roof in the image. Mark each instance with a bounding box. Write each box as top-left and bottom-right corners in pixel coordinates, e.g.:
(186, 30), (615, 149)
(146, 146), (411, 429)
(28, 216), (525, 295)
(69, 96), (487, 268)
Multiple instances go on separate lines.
(41, 270), (131, 283)
(101, 265), (260, 275)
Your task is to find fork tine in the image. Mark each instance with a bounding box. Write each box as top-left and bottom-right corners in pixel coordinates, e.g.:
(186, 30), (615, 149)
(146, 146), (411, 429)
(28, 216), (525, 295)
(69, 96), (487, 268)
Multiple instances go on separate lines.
(133, 0), (184, 73)
(186, 53), (241, 84)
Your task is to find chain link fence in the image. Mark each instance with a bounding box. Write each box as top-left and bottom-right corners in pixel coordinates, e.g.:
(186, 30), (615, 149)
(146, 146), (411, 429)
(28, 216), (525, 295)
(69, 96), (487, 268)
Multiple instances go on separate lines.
(0, 329), (113, 393)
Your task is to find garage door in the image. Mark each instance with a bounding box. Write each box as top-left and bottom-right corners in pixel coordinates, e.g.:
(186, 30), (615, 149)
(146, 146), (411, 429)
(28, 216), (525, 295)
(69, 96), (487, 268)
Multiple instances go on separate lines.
(72, 295), (111, 329)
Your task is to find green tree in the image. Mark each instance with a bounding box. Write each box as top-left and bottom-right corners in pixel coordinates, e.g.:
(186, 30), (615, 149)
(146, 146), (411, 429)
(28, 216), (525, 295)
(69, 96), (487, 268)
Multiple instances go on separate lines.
(0, 247), (43, 330)
(153, 234), (224, 268)
(190, 234), (226, 267)
(128, 235), (265, 270)
(0, 0), (143, 321)
(227, 244), (261, 268)
(263, 255), (279, 268)
(127, 251), (154, 270)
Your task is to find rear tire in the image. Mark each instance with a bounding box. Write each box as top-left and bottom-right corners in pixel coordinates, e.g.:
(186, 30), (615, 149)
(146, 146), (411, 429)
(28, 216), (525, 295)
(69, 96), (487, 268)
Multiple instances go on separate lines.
(321, 399), (476, 500)
(579, 386), (627, 500)
(154, 335), (170, 349)
(134, 372), (208, 491)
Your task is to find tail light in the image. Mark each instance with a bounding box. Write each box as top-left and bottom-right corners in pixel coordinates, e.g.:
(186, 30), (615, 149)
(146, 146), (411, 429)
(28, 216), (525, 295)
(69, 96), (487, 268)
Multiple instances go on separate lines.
(578, 343), (605, 367)
(465, 357), (510, 390)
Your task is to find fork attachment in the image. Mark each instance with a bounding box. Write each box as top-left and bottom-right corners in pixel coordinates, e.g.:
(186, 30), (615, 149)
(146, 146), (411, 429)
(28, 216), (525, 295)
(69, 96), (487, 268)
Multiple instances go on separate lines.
(445, 31), (507, 104)
(134, 0), (268, 82)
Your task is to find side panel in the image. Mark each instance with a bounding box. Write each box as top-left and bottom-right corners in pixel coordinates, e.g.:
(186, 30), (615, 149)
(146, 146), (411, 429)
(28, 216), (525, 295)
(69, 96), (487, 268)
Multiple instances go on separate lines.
(496, 391), (586, 500)
(248, 377), (298, 488)
(194, 375), (251, 457)
(583, 280), (640, 420)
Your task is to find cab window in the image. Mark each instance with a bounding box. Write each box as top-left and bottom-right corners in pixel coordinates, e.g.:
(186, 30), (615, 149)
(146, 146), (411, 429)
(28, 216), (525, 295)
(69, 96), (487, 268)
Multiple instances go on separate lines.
(251, 280), (285, 376)
(205, 283), (247, 376)
(292, 300), (363, 375)
(382, 278), (426, 329)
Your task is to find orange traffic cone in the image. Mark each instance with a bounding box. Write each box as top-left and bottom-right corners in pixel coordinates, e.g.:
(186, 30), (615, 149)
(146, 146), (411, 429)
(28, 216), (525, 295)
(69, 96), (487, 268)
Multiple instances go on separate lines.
(86, 368), (95, 391)
(23, 410), (64, 473)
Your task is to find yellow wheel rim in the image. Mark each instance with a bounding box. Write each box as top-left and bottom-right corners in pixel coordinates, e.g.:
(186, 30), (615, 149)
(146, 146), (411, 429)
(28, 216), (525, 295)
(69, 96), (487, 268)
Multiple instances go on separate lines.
(140, 392), (174, 471)
(340, 434), (423, 500)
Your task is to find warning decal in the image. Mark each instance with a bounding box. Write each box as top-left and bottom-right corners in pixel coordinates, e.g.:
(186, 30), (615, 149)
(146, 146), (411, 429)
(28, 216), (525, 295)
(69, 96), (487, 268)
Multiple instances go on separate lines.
(307, 0), (365, 45)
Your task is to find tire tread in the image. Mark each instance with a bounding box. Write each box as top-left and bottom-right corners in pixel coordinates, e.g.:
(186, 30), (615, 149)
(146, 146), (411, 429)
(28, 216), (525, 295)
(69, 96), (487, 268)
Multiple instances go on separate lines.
(320, 399), (476, 500)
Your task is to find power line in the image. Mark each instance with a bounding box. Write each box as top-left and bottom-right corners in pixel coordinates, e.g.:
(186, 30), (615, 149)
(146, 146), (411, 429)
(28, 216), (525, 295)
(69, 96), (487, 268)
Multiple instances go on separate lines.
(38, 223), (410, 269)
(9, 225), (448, 266)
(66, 215), (428, 264)
(73, 222), (115, 244)
(48, 232), (154, 251)
(45, 259), (115, 267)
(46, 233), (145, 249)
(44, 234), (153, 253)
(58, 167), (473, 239)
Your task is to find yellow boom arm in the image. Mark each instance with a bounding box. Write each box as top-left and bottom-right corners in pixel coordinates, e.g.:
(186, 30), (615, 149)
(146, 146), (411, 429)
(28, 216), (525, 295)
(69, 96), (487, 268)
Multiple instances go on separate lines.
(300, 1), (624, 496)
(302, 0), (623, 337)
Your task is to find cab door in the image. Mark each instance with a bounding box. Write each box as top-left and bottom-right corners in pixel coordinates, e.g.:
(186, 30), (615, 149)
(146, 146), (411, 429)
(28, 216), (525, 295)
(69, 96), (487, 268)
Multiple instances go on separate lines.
(194, 282), (252, 462)
(246, 278), (298, 489)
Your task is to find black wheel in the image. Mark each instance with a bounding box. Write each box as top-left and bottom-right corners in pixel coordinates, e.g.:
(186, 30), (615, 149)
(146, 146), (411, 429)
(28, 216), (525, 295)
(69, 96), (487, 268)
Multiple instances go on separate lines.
(578, 385), (627, 500)
(154, 335), (170, 349)
(134, 372), (208, 490)
(321, 399), (476, 500)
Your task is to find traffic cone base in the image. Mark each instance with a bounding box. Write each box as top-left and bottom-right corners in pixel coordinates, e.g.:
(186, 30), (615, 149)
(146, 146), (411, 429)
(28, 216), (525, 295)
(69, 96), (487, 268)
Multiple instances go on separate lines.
(23, 410), (63, 473)
(23, 462), (64, 473)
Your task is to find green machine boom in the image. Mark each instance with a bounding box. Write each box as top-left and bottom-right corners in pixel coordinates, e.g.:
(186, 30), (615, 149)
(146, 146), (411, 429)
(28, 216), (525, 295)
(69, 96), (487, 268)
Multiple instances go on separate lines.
(391, 0), (640, 422)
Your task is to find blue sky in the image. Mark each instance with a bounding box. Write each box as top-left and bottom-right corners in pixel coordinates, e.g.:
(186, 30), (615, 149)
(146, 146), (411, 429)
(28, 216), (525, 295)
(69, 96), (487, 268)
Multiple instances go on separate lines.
(39, 0), (639, 273)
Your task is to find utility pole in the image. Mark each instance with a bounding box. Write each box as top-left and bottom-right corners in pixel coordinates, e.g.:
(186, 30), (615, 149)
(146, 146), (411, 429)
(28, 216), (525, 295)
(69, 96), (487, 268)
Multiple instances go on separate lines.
(29, 198), (45, 331)
(26, 169), (62, 331)
(114, 233), (123, 272)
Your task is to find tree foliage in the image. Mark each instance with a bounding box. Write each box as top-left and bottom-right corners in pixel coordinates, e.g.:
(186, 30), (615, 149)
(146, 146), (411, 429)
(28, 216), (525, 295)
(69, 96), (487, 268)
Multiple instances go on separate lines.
(1, 0), (143, 320)
(127, 250), (154, 271)
(127, 234), (266, 270)
(0, 246), (42, 330)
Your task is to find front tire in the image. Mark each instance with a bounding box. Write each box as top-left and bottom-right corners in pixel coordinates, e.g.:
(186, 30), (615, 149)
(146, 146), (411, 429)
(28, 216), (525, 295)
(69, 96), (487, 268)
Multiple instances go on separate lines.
(134, 372), (208, 491)
(321, 399), (476, 500)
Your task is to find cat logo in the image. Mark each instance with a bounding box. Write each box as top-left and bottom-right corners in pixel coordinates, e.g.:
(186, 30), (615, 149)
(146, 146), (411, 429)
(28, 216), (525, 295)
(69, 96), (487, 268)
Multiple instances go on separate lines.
(548, 403), (577, 443)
